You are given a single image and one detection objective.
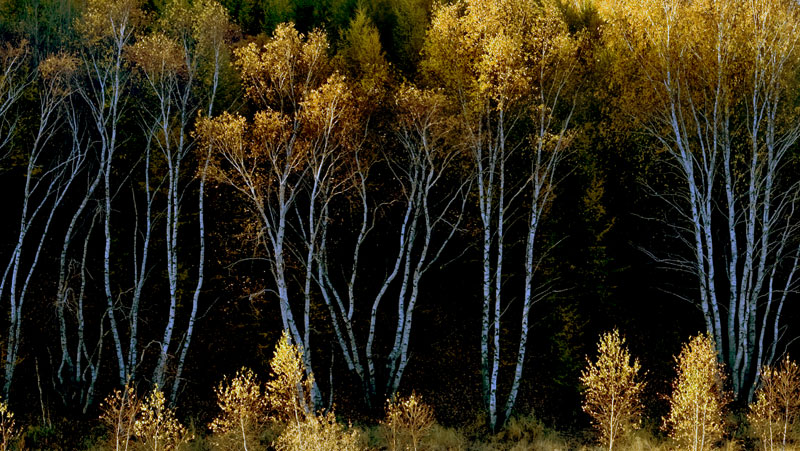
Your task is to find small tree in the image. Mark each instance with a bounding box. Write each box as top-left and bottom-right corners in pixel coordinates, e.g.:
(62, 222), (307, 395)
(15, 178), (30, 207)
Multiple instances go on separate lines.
(664, 334), (728, 451)
(133, 386), (191, 451)
(265, 330), (314, 425)
(748, 356), (800, 450)
(581, 329), (645, 450)
(209, 367), (266, 451)
(0, 398), (18, 451)
(100, 382), (140, 451)
(383, 391), (435, 451)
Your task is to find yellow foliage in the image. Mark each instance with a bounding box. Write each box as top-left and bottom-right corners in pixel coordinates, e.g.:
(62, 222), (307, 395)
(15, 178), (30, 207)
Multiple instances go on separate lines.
(38, 52), (78, 98)
(128, 32), (186, 79)
(664, 334), (728, 451)
(423, 0), (579, 110)
(384, 391), (435, 451)
(273, 411), (364, 451)
(100, 382), (140, 451)
(0, 398), (17, 451)
(265, 330), (314, 424)
(209, 367), (266, 450)
(581, 329), (645, 450)
(748, 356), (800, 450)
(133, 386), (192, 451)
(235, 23), (331, 109)
(76, 0), (144, 44)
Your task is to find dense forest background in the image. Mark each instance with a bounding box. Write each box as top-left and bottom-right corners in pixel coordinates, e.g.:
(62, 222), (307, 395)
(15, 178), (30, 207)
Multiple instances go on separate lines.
(0, 0), (798, 447)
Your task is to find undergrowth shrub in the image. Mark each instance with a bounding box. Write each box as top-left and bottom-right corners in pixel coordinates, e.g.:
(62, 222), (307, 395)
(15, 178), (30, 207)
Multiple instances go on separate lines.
(494, 414), (569, 451)
(0, 398), (17, 451)
(748, 355), (800, 450)
(264, 329), (363, 450)
(265, 330), (313, 424)
(209, 367), (266, 450)
(100, 382), (140, 451)
(383, 391), (435, 451)
(664, 334), (729, 451)
(422, 424), (468, 451)
(581, 328), (645, 450)
(273, 411), (363, 451)
(133, 386), (192, 451)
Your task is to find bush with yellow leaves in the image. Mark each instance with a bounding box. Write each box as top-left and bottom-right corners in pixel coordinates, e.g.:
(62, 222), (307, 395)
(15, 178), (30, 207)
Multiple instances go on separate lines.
(133, 386), (191, 451)
(748, 356), (800, 450)
(383, 391), (435, 451)
(273, 410), (364, 451)
(0, 397), (18, 451)
(262, 330), (364, 450)
(664, 334), (729, 451)
(581, 328), (645, 450)
(265, 330), (314, 424)
(100, 382), (140, 451)
(209, 367), (266, 451)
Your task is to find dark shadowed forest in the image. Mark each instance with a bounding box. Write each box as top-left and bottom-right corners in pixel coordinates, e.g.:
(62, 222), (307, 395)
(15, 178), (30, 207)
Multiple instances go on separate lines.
(0, 0), (800, 448)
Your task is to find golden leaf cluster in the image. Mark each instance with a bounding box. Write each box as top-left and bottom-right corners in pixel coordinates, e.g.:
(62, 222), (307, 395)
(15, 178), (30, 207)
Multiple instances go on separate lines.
(38, 53), (78, 97)
(76, 0), (144, 45)
(99, 382), (140, 451)
(274, 411), (363, 451)
(265, 330), (314, 423)
(580, 329), (645, 450)
(0, 397), (17, 451)
(748, 356), (800, 450)
(664, 334), (728, 451)
(598, 0), (800, 138)
(423, 0), (579, 110)
(208, 367), (266, 437)
(383, 391), (435, 451)
(235, 23), (330, 109)
(133, 386), (192, 451)
(128, 32), (186, 79)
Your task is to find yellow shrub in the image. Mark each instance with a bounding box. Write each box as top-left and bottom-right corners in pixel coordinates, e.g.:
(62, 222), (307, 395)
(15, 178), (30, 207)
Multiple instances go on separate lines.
(265, 330), (313, 424)
(273, 411), (364, 451)
(134, 386), (191, 451)
(0, 398), (17, 451)
(748, 356), (800, 450)
(100, 382), (140, 451)
(664, 334), (728, 451)
(384, 391), (435, 451)
(209, 367), (266, 450)
(581, 328), (645, 450)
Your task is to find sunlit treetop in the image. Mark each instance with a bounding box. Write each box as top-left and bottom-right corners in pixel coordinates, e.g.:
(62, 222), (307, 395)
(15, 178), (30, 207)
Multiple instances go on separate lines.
(422, 0), (579, 110)
(75, 0), (144, 45)
(235, 23), (331, 110)
(128, 32), (186, 79)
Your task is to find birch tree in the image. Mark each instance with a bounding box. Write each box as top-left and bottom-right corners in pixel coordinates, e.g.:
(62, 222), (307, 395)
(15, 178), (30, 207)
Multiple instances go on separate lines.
(196, 23), (348, 408)
(0, 53), (83, 398)
(0, 41), (30, 158)
(74, 0), (143, 386)
(310, 81), (469, 408)
(600, 0), (800, 400)
(422, 0), (581, 430)
(53, 91), (105, 413)
(128, 0), (231, 401)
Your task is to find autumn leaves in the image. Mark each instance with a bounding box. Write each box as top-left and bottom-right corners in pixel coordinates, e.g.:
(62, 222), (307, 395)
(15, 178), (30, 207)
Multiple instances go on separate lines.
(582, 331), (800, 450)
